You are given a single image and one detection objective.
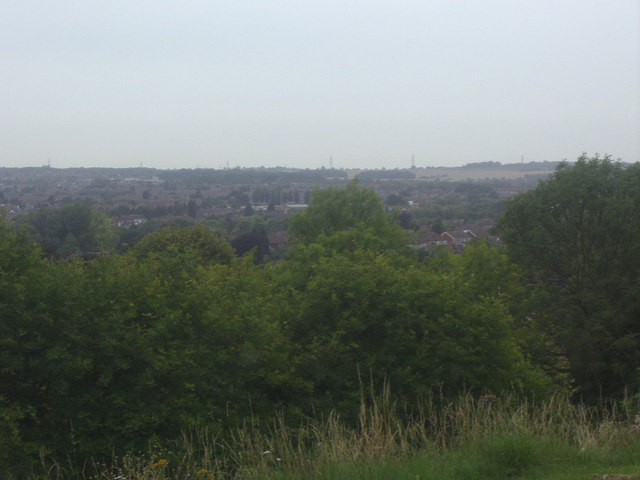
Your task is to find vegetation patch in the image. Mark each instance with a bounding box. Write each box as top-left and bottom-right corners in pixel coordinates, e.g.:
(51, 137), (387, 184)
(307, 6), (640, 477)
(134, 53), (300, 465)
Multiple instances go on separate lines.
(1, 156), (639, 478)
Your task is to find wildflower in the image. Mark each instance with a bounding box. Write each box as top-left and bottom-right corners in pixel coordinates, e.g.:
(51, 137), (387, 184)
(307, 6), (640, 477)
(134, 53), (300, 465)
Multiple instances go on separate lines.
(196, 468), (211, 476)
(152, 459), (168, 468)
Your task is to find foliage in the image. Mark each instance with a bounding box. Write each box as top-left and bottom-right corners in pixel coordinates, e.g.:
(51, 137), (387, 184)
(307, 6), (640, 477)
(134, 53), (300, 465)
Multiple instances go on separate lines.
(231, 226), (271, 263)
(13, 166), (640, 475)
(52, 255), (299, 456)
(15, 202), (116, 258)
(288, 180), (407, 252)
(274, 243), (549, 417)
(128, 224), (234, 266)
(497, 154), (640, 400)
(0, 248), (302, 475)
(114, 218), (197, 252)
(0, 220), (54, 472)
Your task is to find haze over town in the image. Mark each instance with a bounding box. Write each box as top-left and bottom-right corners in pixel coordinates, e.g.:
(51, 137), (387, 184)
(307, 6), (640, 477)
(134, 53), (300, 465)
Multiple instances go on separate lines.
(2, 1), (639, 170)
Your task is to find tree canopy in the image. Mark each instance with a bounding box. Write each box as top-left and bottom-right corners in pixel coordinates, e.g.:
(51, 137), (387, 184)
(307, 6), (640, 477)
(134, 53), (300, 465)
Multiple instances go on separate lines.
(14, 202), (116, 258)
(498, 154), (640, 399)
(128, 224), (233, 266)
(288, 180), (407, 252)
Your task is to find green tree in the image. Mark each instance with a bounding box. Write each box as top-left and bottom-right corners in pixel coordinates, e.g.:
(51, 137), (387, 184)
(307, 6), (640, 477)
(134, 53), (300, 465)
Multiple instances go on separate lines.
(431, 218), (446, 234)
(497, 154), (640, 399)
(50, 254), (299, 458)
(187, 199), (198, 218)
(288, 181), (407, 252)
(0, 231), (300, 472)
(231, 226), (270, 263)
(385, 193), (407, 206)
(0, 220), (87, 475)
(274, 245), (548, 417)
(128, 224), (233, 267)
(15, 203), (116, 258)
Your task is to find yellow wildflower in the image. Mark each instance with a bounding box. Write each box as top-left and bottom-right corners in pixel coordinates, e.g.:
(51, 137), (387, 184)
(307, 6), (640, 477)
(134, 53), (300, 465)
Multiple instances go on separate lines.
(196, 468), (211, 476)
(152, 459), (168, 468)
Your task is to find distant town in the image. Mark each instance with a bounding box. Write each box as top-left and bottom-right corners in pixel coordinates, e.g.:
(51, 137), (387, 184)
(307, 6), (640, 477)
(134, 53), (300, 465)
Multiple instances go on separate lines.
(0, 161), (560, 257)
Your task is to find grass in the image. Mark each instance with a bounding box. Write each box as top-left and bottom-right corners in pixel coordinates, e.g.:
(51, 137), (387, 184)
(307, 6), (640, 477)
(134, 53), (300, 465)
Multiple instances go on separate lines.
(30, 391), (640, 480)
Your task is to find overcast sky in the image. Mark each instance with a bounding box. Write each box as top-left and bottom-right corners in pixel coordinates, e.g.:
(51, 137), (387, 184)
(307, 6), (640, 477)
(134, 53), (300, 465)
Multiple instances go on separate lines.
(2, 1), (639, 170)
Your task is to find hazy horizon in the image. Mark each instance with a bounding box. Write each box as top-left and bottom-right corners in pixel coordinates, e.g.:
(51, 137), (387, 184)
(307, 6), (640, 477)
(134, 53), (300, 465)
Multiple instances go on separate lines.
(2, 1), (639, 170)
(0, 160), (567, 172)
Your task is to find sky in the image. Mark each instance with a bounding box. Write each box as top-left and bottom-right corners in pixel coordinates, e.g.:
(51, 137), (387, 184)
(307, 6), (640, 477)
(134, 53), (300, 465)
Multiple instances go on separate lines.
(1, 1), (639, 170)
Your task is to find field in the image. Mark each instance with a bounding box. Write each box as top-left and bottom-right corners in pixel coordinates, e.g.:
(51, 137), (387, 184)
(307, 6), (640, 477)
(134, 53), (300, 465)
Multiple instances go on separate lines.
(35, 392), (640, 480)
(413, 165), (556, 181)
(343, 164), (559, 181)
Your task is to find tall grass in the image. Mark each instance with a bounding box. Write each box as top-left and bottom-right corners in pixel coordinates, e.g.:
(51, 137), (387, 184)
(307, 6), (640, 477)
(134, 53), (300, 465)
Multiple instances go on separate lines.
(35, 390), (640, 480)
